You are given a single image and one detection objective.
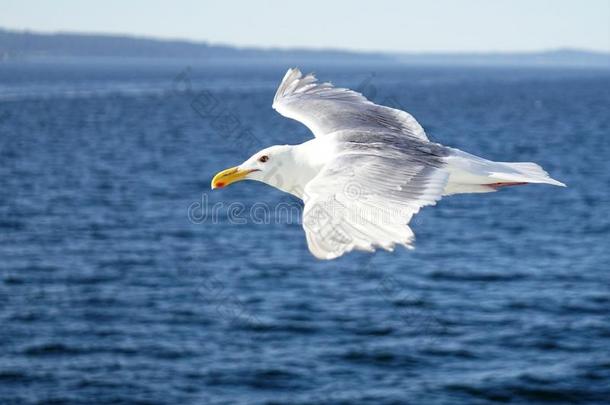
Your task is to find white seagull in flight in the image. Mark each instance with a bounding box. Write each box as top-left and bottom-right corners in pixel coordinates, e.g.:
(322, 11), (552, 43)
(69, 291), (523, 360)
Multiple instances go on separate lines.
(212, 68), (565, 259)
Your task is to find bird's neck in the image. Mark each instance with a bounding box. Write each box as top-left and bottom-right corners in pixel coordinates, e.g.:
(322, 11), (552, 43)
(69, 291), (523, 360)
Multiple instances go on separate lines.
(276, 138), (335, 199)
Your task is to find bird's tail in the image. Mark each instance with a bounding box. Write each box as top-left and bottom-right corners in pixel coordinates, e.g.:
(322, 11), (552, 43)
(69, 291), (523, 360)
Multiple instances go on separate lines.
(443, 149), (566, 195)
(493, 161), (566, 187)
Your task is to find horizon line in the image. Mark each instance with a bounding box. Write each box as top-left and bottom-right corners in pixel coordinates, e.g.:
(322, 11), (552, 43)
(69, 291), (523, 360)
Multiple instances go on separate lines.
(2, 26), (609, 56)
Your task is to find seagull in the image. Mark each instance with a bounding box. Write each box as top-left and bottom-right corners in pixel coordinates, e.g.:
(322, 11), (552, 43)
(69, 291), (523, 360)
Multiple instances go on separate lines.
(211, 68), (565, 259)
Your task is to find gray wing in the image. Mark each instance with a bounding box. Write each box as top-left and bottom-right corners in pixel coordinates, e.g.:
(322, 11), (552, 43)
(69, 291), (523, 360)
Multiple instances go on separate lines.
(273, 68), (428, 141)
(302, 131), (449, 259)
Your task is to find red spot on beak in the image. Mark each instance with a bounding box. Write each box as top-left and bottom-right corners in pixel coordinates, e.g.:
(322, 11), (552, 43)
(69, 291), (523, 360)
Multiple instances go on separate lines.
(216, 182), (225, 188)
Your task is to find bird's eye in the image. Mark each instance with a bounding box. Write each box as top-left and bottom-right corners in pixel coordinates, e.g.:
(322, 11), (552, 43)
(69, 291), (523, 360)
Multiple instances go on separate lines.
(258, 155), (269, 163)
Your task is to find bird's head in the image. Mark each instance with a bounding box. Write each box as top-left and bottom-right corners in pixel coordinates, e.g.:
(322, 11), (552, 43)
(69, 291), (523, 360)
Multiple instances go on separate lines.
(211, 145), (294, 191)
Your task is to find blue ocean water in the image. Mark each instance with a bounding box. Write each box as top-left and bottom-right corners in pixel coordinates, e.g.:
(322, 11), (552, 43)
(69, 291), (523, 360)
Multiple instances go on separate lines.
(0, 60), (609, 404)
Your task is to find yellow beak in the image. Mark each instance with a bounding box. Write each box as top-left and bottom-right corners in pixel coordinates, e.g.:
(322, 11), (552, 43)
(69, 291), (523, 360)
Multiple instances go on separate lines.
(211, 166), (253, 189)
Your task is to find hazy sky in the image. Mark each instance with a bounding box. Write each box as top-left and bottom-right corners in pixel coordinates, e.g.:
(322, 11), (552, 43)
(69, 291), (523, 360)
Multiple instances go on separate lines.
(1, 0), (609, 52)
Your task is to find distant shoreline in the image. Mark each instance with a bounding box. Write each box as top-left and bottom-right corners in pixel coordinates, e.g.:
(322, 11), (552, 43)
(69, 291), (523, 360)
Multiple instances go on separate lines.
(1, 28), (609, 68)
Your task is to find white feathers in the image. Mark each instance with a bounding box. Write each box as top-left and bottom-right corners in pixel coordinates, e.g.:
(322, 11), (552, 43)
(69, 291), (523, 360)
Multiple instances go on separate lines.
(443, 149), (566, 194)
(251, 68), (567, 259)
(492, 162), (566, 187)
(273, 68), (428, 141)
(300, 131), (449, 259)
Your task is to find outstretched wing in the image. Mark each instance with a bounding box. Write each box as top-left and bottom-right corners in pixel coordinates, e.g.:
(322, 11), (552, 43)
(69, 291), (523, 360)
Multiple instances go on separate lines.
(273, 68), (428, 141)
(301, 131), (448, 260)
